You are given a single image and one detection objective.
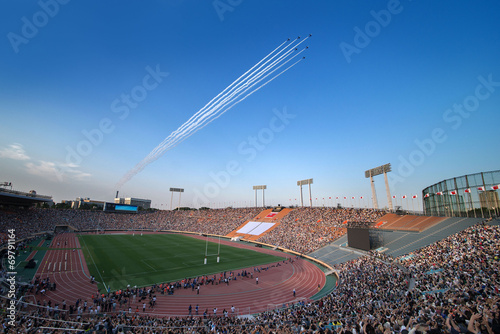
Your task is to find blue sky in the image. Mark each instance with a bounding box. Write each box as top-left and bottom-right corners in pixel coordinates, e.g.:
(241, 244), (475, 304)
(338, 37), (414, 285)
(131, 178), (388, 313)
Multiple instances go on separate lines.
(1, 0), (499, 210)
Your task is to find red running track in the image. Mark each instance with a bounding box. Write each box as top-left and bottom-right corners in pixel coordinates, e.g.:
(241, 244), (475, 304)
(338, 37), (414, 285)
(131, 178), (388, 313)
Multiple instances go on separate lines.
(33, 233), (325, 317)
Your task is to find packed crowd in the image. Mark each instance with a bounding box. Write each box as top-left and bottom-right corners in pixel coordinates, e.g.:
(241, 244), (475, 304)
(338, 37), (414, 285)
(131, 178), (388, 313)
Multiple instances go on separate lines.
(2, 206), (500, 333)
(2, 221), (499, 333)
(260, 208), (384, 254)
(0, 207), (263, 244)
(0, 207), (382, 254)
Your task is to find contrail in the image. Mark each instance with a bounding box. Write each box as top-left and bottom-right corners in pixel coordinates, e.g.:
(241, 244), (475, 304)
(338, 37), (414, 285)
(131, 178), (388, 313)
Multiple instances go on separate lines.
(117, 41), (307, 188)
(156, 42), (306, 152)
(147, 37), (302, 159)
(146, 38), (302, 159)
(116, 35), (311, 189)
(141, 49), (306, 166)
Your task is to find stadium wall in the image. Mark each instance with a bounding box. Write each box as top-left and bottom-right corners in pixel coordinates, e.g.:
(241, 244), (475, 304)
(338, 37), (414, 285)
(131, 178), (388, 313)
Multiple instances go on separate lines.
(422, 170), (500, 218)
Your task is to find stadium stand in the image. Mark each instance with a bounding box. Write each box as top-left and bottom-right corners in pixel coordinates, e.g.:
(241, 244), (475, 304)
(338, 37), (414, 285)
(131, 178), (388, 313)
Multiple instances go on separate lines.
(374, 213), (447, 232)
(226, 207), (292, 241)
(1, 207), (499, 333)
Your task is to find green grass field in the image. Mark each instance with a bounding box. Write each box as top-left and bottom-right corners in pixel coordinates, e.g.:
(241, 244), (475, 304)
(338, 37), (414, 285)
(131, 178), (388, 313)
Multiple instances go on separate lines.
(79, 234), (285, 291)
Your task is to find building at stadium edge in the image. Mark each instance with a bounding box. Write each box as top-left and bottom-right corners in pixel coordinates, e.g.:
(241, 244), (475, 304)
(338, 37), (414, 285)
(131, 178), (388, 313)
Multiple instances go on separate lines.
(422, 169), (500, 218)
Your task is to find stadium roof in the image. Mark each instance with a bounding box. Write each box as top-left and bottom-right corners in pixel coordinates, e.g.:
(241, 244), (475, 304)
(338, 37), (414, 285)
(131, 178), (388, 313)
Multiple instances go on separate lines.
(0, 188), (53, 207)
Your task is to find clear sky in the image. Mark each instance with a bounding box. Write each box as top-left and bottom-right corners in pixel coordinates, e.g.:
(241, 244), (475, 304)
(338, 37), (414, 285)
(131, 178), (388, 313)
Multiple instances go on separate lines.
(1, 0), (499, 210)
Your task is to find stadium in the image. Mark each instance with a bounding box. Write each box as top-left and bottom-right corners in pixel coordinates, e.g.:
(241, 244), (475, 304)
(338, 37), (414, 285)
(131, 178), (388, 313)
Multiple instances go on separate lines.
(1, 179), (499, 333)
(2, 2), (500, 333)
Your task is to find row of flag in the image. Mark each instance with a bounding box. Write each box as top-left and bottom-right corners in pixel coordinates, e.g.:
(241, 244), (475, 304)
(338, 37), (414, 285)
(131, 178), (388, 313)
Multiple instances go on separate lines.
(287, 184), (500, 201)
(290, 196), (414, 200)
(290, 197), (366, 200)
(423, 184), (500, 198)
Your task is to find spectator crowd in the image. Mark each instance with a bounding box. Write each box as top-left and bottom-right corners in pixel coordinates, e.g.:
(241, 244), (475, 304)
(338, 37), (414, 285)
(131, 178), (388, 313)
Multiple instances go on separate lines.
(1, 207), (499, 333)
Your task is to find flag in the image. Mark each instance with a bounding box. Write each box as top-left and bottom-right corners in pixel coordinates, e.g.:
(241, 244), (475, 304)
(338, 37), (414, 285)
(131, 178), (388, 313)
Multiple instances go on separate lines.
(424, 193), (430, 198)
(351, 196), (355, 199)
(412, 195), (417, 199)
(329, 197), (331, 199)
(464, 188), (471, 193)
(492, 184), (500, 190)
(450, 190), (457, 195)
(402, 195), (407, 199)
(360, 196), (363, 199)
(344, 197), (347, 200)
(336, 197), (339, 200)
(478, 186), (485, 191)
(436, 191), (443, 195)
(392, 195), (396, 199)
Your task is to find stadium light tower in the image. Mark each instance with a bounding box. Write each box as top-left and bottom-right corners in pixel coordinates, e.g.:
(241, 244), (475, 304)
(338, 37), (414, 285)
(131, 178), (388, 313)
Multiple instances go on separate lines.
(169, 188), (184, 210)
(365, 163), (393, 211)
(297, 178), (313, 207)
(253, 185), (267, 207)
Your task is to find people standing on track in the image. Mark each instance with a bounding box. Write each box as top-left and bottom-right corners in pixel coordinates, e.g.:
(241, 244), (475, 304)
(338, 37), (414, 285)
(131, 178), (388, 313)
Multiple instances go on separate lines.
(256, 277), (259, 284)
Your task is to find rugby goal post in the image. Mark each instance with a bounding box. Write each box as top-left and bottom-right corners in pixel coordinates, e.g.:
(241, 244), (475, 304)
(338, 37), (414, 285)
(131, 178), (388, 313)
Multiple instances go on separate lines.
(204, 235), (221, 264)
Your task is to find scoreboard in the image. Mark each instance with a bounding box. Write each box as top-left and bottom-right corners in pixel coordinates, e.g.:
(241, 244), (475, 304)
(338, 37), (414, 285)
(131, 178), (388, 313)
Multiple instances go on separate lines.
(103, 202), (138, 213)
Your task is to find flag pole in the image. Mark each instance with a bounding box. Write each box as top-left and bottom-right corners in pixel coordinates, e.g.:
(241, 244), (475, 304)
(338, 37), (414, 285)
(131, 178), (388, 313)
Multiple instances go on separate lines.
(481, 172), (491, 218)
(450, 192), (454, 217)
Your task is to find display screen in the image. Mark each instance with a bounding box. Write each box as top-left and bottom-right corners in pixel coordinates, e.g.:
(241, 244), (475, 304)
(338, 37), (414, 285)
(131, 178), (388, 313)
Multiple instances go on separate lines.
(104, 202), (138, 213)
(347, 227), (370, 251)
(115, 205), (138, 212)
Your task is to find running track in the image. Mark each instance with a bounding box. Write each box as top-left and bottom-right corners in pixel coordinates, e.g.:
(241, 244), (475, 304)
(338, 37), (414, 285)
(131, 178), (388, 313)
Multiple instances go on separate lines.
(33, 232), (325, 316)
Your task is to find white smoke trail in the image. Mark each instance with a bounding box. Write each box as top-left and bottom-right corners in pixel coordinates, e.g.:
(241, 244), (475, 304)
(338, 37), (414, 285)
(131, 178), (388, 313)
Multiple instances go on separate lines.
(147, 38), (297, 159)
(116, 36), (310, 188)
(140, 49), (306, 166)
(147, 38), (300, 159)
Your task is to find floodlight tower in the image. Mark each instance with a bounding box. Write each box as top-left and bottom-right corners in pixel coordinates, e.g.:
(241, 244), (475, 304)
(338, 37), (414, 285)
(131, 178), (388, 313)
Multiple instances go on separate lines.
(297, 178), (313, 207)
(169, 188), (184, 210)
(253, 185), (267, 207)
(365, 163), (393, 211)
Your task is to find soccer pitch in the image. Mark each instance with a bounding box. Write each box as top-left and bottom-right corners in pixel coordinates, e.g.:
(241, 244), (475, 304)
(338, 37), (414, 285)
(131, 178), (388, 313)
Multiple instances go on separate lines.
(79, 233), (285, 291)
